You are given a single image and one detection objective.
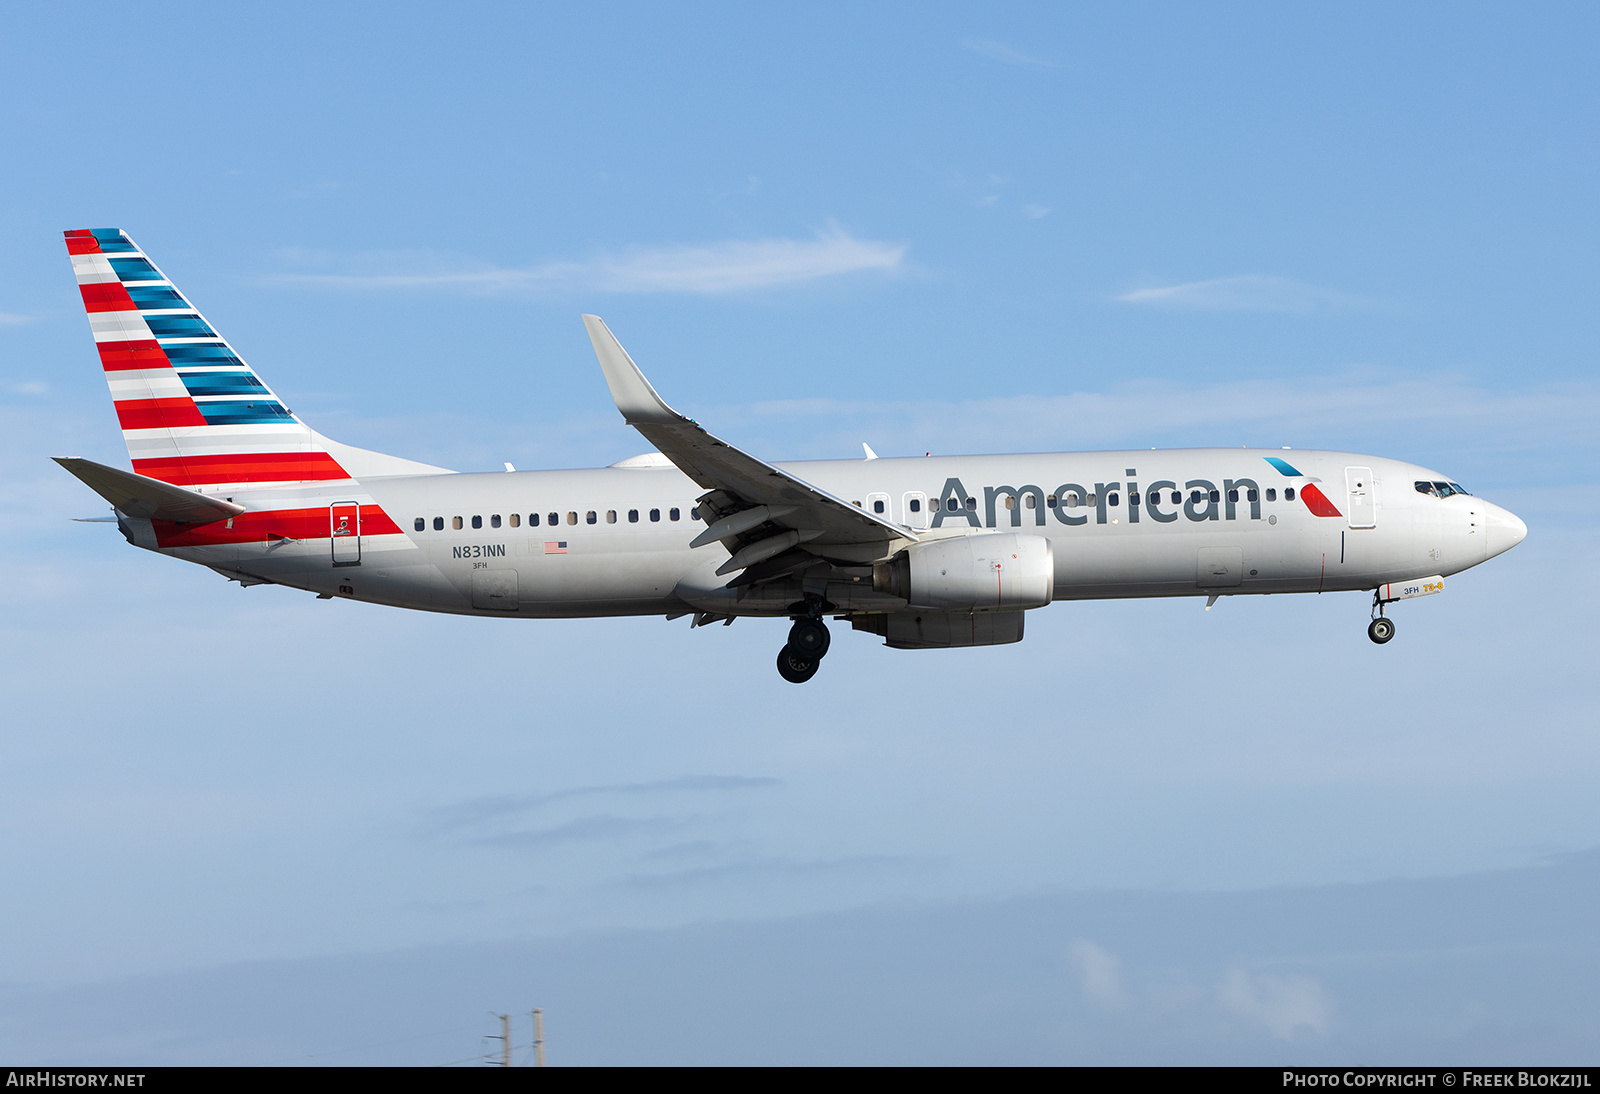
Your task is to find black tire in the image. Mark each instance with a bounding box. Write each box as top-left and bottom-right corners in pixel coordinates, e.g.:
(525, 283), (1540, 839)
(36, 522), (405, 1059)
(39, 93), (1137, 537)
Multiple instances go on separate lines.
(788, 618), (831, 659)
(776, 644), (820, 683)
(1368, 617), (1396, 644)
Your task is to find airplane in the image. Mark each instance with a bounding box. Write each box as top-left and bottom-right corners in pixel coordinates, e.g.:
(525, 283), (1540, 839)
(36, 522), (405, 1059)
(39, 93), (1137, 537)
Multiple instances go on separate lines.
(56, 228), (1528, 683)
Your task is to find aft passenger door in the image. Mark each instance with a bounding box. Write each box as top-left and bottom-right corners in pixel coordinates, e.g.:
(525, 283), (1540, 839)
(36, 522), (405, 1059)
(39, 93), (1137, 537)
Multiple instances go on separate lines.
(331, 502), (361, 566)
(1345, 467), (1376, 529)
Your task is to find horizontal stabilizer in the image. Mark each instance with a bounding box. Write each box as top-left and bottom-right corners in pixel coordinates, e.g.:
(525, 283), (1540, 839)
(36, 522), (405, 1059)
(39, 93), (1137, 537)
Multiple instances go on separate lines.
(53, 457), (246, 524)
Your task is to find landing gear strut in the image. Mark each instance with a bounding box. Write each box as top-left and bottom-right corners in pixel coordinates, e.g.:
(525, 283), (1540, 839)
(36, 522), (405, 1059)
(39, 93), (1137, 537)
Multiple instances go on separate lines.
(1368, 591), (1395, 644)
(776, 610), (831, 683)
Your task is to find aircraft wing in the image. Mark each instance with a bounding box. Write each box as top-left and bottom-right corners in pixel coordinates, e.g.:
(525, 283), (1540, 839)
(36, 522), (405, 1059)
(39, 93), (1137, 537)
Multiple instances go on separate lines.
(54, 456), (247, 524)
(583, 316), (915, 577)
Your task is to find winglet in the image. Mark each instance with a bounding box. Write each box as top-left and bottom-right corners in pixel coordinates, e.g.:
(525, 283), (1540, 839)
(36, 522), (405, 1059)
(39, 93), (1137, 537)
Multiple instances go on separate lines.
(582, 315), (678, 425)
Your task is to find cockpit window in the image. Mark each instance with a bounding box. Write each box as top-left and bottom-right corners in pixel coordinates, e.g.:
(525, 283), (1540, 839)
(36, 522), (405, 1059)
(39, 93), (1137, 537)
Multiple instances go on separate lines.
(1449, 482), (1470, 496)
(1417, 480), (1472, 499)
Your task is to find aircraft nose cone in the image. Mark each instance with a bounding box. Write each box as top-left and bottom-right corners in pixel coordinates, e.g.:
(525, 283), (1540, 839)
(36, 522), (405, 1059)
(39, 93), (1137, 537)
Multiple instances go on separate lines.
(1485, 503), (1527, 559)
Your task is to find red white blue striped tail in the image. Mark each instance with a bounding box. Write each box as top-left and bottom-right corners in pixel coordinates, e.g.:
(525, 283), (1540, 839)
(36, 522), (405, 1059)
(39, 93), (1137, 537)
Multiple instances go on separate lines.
(65, 228), (352, 490)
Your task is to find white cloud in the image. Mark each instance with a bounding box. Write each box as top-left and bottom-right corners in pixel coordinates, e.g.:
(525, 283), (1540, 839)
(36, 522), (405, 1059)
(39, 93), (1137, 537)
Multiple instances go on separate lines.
(1022, 204), (1051, 220)
(1217, 967), (1333, 1038)
(0, 312), (35, 326)
(272, 227), (906, 296)
(1117, 275), (1371, 314)
(1068, 939), (1130, 1010)
(962, 38), (1052, 68)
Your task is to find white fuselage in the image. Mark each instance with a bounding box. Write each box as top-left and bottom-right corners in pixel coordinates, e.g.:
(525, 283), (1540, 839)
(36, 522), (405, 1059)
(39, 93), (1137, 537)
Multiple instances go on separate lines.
(151, 447), (1523, 619)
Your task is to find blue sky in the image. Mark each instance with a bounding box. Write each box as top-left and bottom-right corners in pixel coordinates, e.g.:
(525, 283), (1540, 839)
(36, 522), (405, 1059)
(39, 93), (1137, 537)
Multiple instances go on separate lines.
(2, 2), (1597, 1064)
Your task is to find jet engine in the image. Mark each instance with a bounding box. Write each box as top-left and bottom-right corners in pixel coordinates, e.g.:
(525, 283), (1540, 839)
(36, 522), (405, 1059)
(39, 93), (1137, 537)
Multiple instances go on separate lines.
(872, 533), (1055, 612)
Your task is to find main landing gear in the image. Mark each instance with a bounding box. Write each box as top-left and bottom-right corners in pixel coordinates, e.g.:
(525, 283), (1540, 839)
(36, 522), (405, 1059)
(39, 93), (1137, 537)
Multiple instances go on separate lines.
(776, 615), (831, 683)
(1368, 590), (1396, 644)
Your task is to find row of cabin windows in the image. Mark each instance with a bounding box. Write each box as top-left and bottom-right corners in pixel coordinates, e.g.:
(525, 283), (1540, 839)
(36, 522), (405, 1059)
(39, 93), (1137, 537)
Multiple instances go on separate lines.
(413, 506), (696, 533)
(414, 485), (1306, 533)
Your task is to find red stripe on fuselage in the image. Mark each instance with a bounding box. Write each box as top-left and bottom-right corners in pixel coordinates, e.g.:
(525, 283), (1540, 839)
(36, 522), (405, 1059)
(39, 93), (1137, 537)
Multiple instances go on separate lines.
(153, 505), (402, 548)
(79, 282), (137, 312)
(97, 340), (171, 372)
(1300, 483), (1343, 518)
(65, 230), (101, 255)
(114, 398), (208, 430)
(133, 452), (351, 486)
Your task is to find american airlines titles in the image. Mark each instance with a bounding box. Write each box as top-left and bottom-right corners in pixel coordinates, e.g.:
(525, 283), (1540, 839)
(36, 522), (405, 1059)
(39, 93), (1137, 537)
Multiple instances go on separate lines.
(928, 476), (1264, 529)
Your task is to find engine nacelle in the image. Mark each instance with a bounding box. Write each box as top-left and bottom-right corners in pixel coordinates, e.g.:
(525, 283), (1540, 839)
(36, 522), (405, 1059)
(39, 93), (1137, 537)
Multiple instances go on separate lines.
(873, 533), (1054, 612)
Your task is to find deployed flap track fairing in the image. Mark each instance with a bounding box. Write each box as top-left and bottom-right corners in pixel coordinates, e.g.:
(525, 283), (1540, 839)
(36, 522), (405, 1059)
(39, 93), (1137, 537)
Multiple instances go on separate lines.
(57, 230), (1528, 683)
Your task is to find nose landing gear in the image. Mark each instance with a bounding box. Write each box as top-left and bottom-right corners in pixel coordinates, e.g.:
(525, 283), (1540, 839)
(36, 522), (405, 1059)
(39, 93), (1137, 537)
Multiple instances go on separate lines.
(776, 613), (831, 683)
(1368, 589), (1396, 644)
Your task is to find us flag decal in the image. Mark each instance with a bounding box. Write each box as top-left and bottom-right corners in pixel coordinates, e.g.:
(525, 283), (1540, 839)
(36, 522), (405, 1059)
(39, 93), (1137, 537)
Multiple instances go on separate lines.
(544, 541), (568, 554)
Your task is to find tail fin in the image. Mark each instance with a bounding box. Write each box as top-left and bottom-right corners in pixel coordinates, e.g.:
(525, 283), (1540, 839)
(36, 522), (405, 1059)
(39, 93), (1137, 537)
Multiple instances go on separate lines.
(65, 228), (355, 489)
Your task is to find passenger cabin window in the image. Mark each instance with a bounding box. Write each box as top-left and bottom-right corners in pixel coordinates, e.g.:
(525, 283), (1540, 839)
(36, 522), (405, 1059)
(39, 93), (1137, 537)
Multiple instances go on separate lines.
(1108, 493), (1119, 507)
(413, 518), (424, 531)
(1086, 493), (1097, 506)
(629, 509), (639, 523)
(434, 517), (444, 531)
(909, 499), (921, 513)
(874, 499), (885, 514)
(509, 513), (520, 528)
(650, 508), (661, 522)
(691, 507), (700, 520)
(1004, 496), (1015, 510)
(586, 511), (597, 524)
(1227, 490), (1239, 503)
(1285, 488), (1296, 501)
(471, 515), (482, 529)
(670, 507), (681, 521)
(1170, 491), (1181, 504)
(566, 512), (577, 525)
(1129, 492), (1140, 505)
(530, 513), (541, 526)
(606, 510), (617, 524)
(853, 500), (862, 508)
(1247, 489), (1258, 502)
(452, 516), (463, 530)
(1026, 495), (1036, 509)
(490, 514), (501, 528)
(966, 498), (977, 511)
(1208, 490), (1220, 503)
(547, 512), (558, 526)
(1265, 488), (1276, 502)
